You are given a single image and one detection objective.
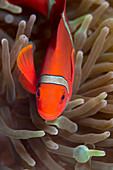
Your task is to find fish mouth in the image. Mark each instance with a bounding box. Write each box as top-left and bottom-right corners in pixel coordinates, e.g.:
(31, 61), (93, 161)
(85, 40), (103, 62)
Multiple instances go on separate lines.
(38, 110), (60, 120)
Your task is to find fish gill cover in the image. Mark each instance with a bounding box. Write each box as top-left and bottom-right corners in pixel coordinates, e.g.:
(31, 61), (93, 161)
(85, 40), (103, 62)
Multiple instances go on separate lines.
(0, 0), (113, 169)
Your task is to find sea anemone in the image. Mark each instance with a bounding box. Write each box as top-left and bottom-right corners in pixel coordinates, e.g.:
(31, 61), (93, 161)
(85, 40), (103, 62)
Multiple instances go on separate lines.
(0, 0), (113, 169)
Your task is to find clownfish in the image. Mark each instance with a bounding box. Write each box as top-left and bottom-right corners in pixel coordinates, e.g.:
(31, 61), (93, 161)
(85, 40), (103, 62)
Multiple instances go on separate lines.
(7, 0), (55, 16)
(7, 0), (66, 27)
(17, 2), (75, 120)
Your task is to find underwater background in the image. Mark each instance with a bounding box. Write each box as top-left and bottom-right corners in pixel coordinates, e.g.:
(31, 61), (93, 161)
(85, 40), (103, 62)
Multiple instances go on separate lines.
(0, 0), (113, 169)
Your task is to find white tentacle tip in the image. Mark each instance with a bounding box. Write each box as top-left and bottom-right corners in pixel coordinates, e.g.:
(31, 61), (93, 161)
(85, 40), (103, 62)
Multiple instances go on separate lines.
(1, 38), (7, 44)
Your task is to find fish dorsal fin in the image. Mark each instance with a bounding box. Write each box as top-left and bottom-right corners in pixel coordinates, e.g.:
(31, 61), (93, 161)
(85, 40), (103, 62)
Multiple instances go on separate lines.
(55, 8), (74, 57)
(17, 44), (37, 94)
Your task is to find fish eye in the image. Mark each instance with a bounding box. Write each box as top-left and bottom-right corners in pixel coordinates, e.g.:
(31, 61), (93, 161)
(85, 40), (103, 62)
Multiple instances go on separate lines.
(60, 92), (66, 103)
(36, 88), (40, 100)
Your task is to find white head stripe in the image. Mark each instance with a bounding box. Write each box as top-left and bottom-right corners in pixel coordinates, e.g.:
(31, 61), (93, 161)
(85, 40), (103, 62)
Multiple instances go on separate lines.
(38, 75), (69, 94)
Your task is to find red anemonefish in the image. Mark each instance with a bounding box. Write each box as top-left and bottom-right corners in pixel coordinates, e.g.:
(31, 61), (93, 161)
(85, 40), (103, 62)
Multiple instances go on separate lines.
(7, 0), (55, 16)
(7, 0), (66, 27)
(17, 2), (75, 120)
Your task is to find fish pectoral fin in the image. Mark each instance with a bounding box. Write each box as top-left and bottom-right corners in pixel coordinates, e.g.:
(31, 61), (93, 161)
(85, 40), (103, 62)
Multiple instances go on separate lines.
(71, 49), (75, 82)
(19, 73), (36, 94)
(17, 44), (37, 93)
